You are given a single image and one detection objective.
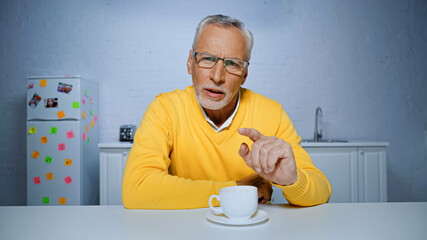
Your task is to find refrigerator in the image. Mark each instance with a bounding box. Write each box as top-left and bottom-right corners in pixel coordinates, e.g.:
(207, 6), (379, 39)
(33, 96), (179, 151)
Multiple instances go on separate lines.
(27, 75), (99, 205)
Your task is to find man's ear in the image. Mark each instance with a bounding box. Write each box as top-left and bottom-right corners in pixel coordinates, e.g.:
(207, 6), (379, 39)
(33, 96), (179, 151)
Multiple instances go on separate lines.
(187, 49), (193, 74)
(241, 67), (248, 85)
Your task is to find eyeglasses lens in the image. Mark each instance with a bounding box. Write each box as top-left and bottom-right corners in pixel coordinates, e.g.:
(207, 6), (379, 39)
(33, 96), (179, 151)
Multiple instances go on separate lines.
(195, 52), (246, 75)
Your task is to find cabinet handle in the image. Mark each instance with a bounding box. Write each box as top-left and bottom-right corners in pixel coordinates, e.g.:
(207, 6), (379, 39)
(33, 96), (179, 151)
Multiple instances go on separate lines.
(360, 151), (364, 156)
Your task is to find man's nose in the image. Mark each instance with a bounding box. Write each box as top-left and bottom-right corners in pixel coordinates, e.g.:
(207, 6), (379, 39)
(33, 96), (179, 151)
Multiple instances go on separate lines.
(209, 60), (226, 84)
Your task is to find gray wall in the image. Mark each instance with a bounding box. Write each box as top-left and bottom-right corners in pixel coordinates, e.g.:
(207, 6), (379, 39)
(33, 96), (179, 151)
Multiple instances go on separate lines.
(1, 0), (426, 205)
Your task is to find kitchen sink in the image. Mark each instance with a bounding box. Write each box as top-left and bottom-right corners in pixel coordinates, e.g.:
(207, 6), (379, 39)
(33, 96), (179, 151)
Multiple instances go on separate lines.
(308, 107), (348, 143)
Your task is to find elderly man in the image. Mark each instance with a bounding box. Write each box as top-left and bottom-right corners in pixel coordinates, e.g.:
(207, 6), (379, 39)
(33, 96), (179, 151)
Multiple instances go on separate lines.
(122, 14), (331, 209)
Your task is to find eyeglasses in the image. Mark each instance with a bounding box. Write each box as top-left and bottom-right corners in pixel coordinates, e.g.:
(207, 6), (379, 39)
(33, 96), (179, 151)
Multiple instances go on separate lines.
(193, 50), (249, 75)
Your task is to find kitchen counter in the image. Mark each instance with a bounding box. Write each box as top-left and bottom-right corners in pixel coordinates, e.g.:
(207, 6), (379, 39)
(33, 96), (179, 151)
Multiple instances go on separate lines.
(301, 141), (389, 147)
(98, 141), (389, 148)
(98, 142), (133, 149)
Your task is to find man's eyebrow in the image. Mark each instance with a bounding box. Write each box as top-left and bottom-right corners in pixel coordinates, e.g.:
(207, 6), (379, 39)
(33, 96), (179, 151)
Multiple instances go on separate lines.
(198, 51), (245, 61)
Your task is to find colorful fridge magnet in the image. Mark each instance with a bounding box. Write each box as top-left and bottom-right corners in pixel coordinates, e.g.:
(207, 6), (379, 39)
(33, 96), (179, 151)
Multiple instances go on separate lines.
(28, 93), (42, 109)
(46, 172), (53, 181)
(91, 121), (94, 128)
(40, 79), (47, 87)
(31, 150), (40, 159)
(90, 97), (93, 104)
(58, 143), (66, 151)
(82, 111), (86, 119)
(86, 125), (89, 132)
(44, 98), (58, 108)
(82, 132), (87, 141)
(43, 197), (50, 204)
(64, 158), (72, 166)
(81, 97), (85, 105)
(64, 176), (73, 185)
(40, 136), (48, 144)
(94, 115), (97, 122)
(57, 110), (65, 119)
(87, 137), (90, 143)
(28, 83), (34, 88)
(29, 127), (36, 134)
(90, 109), (93, 116)
(59, 197), (66, 205)
(73, 102), (79, 108)
(85, 90), (89, 97)
(45, 156), (52, 164)
(50, 127), (57, 134)
(57, 82), (73, 94)
(66, 130), (75, 139)
(33, 176), (41, 184)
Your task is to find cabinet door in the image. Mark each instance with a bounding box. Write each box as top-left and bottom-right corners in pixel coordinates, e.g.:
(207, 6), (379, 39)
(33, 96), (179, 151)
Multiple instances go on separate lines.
(306, 148), (359, 203)
(358, 147), (387, 202)
(100, 149), (129, 205)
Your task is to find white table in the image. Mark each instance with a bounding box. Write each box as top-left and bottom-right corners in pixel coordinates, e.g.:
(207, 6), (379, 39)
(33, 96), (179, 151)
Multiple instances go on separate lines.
(1, 203), (426, 240)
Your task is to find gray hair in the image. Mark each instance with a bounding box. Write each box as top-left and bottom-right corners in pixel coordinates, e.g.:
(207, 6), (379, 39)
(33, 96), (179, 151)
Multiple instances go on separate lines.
(192, 14), (254, 61)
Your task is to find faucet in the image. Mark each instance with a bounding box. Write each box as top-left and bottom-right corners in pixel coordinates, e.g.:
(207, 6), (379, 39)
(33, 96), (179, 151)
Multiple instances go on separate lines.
(314, 107), (323, 141)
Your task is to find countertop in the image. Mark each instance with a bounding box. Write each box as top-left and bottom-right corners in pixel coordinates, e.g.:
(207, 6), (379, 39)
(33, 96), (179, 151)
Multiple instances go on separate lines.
(98, 141), (389, 149)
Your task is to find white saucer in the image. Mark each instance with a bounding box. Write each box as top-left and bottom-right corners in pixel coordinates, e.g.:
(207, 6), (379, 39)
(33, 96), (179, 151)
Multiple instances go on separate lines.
(205, 209), (269, 226)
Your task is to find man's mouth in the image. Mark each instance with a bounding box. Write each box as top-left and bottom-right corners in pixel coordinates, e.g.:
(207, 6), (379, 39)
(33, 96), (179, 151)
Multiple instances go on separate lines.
(204, 88), (224, 98)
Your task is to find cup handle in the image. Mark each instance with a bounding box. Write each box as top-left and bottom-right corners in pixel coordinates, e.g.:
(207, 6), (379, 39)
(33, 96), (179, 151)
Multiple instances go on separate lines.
(208, 194), (223, 214)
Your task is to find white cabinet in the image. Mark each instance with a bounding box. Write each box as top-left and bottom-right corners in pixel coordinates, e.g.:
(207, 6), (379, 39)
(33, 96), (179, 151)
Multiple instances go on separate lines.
(99, 142), (388, 205)
(357, 147), (388, 202)
(271, 142), (388, 204)
(99, 143), (132, 205)
(300, 142), (388, 203)
(305, 147), (359, 203)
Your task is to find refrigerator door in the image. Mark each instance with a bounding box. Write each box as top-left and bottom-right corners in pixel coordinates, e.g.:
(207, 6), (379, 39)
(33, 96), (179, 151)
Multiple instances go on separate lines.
(27, 76), (81, 121)
(27, 121), (81, 205)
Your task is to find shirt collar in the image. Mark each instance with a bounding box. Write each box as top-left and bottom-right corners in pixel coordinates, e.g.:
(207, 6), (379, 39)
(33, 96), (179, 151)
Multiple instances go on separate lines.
(198, 90), (240, 132)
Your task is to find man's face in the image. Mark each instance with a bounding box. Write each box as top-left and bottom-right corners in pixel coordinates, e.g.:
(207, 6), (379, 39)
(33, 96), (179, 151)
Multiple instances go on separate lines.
(187, 24), (248, 111)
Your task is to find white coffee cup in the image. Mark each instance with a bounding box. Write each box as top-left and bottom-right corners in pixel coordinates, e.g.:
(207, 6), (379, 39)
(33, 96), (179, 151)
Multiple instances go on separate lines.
(208, 186), (258, 222)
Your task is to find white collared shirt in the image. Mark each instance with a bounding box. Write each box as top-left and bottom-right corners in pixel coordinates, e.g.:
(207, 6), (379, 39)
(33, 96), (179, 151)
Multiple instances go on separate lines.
(198, 91), (240, 132)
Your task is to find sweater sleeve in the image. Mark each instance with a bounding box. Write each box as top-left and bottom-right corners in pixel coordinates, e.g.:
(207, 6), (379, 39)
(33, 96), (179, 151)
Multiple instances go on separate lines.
(274, 108), (331, 206)
(122, 95), (236, 209)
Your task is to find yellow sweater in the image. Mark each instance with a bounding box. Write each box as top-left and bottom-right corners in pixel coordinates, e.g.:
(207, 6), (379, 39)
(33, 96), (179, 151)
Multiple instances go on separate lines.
(122, 86), (331, 209)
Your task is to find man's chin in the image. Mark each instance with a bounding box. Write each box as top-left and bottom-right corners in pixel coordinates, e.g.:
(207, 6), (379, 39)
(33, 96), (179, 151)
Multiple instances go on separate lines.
(199, 98), (227, 111)
(201, 102), (225, 111)
(195, 89), (232, 111)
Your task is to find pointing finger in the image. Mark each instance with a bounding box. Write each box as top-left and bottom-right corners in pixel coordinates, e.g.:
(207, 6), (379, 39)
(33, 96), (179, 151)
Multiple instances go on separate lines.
(238, 128), (266, 142)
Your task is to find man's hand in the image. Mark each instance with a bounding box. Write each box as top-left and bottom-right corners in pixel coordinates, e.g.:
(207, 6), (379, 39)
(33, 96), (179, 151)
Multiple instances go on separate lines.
(237, 173), (273, 204)
(238, 128), (298, 186)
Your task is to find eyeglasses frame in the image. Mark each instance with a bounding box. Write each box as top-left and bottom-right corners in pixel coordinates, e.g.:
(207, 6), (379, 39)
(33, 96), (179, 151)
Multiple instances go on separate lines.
(192, 49), (249, 75)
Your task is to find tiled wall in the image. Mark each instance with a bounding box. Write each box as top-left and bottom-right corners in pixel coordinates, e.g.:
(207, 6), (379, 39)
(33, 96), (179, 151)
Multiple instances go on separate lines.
(1, 0), (426, 205)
